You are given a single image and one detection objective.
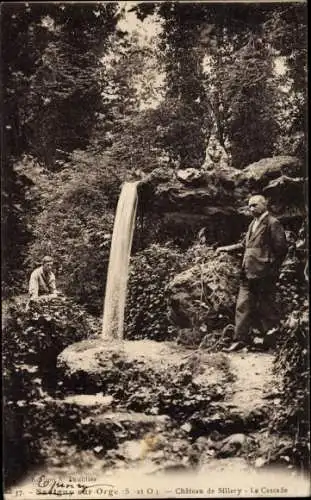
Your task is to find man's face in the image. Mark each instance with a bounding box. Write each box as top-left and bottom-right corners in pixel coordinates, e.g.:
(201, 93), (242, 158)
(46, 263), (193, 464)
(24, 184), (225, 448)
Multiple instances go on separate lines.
(248, 196), (267, 218)
(43, 261), (53, 273)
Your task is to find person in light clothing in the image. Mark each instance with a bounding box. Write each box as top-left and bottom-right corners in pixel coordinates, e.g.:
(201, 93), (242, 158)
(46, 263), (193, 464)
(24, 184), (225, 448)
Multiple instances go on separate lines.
(28, 256), (58, 301)
(217, 195), (288, 351)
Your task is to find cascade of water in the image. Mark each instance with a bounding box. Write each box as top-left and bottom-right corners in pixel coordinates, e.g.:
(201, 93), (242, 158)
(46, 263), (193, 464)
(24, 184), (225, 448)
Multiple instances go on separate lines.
(102, 181), (139, 340)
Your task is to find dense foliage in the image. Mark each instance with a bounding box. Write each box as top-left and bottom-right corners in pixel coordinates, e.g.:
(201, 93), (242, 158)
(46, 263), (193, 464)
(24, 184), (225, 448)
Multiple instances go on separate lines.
(169, 244), (241, 349)
(133, 2), (306, 168)
(125, 244), (185, 340)
(3, 296), (100, 484)
(271, 300), (309, 468)
(1, 2), (119, 293)
(2, 3), (120, 164)
(269, 226), (309, 469)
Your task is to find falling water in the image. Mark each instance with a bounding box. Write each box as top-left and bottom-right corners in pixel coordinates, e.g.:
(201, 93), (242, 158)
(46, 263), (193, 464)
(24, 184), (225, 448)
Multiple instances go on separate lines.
(102, 181), (139, 340)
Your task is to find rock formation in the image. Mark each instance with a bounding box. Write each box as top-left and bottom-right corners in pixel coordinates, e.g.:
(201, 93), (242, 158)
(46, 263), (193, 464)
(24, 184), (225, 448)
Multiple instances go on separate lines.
(167, 248), (240, 339)
(137, 155), (305, 246)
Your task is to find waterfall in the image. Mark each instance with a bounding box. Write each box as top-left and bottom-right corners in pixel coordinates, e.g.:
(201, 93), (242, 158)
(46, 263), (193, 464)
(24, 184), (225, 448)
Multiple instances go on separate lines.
(102, 181), (139, 340)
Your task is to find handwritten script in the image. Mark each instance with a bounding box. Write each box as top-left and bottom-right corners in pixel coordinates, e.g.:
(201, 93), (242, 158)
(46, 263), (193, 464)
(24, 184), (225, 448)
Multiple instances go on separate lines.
(32, 475), (117, 497)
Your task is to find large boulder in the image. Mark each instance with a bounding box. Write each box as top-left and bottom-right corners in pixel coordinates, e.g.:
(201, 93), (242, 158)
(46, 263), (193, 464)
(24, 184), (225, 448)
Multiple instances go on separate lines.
(235, 156), (303, 188)
(137, 165), (245, 245)
(138, 168), (237, 216)
(167, 249), (241, 339)
(139, 156), (304, 211)
(234, 156), (306, 222)
(137, 156), (305, 243)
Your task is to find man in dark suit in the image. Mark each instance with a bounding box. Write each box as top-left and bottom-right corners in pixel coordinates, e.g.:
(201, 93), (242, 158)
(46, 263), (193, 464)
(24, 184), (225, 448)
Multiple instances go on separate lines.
(217, 195), (288, 351)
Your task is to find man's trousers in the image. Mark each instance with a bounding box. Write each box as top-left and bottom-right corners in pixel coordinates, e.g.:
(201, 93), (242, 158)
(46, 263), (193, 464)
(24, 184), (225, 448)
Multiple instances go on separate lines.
(234, 275), (280, 343)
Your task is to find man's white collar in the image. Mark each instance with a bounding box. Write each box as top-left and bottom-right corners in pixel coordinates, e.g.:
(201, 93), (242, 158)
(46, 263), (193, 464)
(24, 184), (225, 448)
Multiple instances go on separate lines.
(255, 210), (269, 222)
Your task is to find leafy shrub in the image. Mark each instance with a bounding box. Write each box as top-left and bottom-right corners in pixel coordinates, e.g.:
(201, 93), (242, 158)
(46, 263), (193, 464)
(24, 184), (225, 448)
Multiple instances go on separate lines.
(183, 243), (241, 317)
(3, 296), (100, 485)
(3, 296), (99, 368)
(3, 295), (99, 410)
(269, 300), (309, 468)
(269, 226), (309, 469)
(121, 363), (226, 422)
(125, 244), (186, 340)
(167, 244), (241, 348)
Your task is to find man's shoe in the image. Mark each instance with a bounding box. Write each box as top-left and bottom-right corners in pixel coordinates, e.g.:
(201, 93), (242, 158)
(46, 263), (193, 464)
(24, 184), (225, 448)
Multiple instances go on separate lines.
(253, 336), (264, 346)
(224, 341), (246, 352)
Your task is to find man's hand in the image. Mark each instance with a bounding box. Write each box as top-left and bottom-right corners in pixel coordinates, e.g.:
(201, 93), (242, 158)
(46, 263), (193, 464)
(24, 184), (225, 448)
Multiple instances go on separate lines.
(215, 246), (230, 255)
(215, 242), (244, 255)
